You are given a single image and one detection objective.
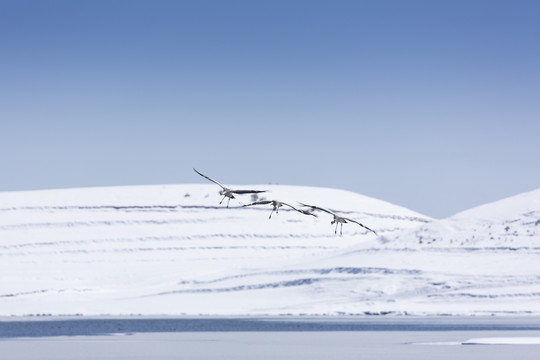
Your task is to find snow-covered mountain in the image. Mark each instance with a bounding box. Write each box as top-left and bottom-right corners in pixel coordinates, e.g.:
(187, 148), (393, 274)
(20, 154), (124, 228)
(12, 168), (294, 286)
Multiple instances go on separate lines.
(368, 188), (540, 316)
(1, 184), (540, 316)
(0, 184), (429, 316)
(386, 188), (540, 248)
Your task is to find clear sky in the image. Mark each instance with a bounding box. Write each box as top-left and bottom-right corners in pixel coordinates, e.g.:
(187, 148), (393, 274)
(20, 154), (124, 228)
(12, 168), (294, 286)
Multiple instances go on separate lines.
(1, 0), (539, 218)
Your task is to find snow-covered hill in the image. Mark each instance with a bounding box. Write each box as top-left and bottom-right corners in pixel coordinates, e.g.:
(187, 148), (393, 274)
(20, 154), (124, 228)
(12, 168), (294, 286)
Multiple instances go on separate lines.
(0, 184), (429, 316)
(387, 188), (540, 248)
(367, 188), (540, 315)
(1, 184), (540, 316)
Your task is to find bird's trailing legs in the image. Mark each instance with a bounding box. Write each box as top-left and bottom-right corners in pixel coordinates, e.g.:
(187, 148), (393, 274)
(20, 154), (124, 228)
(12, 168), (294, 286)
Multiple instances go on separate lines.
(268, 205), (281, 219)
(270, 205), (282, 219)
(332, 221), (343, 235)
(220, 196), (229, 208)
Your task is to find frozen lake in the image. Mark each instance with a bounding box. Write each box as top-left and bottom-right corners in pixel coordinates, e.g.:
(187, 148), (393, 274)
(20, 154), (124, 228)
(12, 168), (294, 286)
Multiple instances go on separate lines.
(2, 317), (540, 359)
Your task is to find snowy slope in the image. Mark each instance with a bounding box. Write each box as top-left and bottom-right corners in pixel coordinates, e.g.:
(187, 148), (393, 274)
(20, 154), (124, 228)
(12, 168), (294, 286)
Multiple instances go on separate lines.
(364, 188), (540, 315)
(0, 184), (430, 316)
(387, 188), (540, 248)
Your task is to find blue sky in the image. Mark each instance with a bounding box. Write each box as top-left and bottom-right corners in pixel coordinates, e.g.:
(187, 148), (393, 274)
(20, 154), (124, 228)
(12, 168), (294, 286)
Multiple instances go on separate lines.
(1, 0), (539, 218)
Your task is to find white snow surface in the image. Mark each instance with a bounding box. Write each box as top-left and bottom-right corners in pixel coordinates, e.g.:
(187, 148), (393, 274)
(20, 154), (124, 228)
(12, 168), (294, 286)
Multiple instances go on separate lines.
(387, 188), (540, 248)
(463, 337), (540, 345)
(1, 184), (540, 316)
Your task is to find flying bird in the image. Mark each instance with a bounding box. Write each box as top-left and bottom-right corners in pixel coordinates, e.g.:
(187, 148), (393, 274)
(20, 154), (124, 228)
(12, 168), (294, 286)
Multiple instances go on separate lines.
(299, 203), (377, 236)
(193, 168), (266, 208)
(242, 200), (318, 219)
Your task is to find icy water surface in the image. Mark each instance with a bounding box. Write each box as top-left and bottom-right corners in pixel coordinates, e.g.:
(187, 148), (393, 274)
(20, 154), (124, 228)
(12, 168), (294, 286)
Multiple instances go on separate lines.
(1, 317), (540, 359)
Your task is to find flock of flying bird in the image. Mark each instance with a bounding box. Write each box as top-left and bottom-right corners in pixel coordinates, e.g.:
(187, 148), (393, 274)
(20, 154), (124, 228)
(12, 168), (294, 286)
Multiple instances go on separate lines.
(193, 168), (378, 236)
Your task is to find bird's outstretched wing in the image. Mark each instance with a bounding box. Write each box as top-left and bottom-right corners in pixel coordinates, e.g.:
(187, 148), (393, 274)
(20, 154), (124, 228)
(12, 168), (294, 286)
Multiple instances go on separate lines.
(231, 189), (267, 195)
(193, 168), (226, 190)
(343, 217), (378, 236)
(282, 202), (318, 217)
(298, 202), (336, 216)
(241, 200), (273, 207)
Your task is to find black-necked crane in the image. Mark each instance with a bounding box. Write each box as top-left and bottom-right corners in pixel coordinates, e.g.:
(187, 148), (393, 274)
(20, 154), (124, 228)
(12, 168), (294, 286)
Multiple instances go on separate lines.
(299, 202), (377, 236)
(193, 168), (266, 208)
(242, 200), (318, 219)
